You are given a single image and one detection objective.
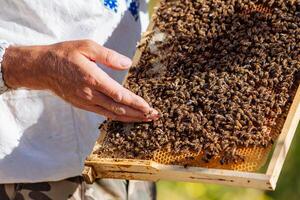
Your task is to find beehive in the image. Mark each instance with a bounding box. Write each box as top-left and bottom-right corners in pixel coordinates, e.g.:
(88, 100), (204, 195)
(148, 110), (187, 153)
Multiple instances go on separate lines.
(84, 0), (300, 190)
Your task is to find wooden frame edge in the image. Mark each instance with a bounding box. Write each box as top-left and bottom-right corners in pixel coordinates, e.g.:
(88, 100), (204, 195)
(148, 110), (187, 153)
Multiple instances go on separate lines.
(266, 85), (300, 190)
(85, 158), (274, 190)
(82, 166), (96, 184)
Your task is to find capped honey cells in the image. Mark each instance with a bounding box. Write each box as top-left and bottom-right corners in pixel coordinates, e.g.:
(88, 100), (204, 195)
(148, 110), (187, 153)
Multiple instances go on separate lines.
(95, 0), (300, 165)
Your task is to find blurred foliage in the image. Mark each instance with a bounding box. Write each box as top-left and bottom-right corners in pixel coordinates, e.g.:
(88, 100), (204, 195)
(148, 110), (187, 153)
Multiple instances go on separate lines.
(157, 181), (271, 200)
(147, 1), (300, 200)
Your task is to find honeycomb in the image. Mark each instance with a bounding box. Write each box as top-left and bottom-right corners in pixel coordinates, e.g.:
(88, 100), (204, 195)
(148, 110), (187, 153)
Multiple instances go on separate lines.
(94, 103), (290, 172)
(149, 110), (288, 172)
(92, 1), (300, 172)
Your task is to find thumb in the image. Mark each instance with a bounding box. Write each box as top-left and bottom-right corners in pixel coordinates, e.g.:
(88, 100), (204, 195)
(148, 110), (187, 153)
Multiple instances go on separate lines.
(87, 42), (132, 70)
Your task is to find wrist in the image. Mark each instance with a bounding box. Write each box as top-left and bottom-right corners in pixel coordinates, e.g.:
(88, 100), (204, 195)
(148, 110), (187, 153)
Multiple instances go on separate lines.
(2, 45), (46, 89)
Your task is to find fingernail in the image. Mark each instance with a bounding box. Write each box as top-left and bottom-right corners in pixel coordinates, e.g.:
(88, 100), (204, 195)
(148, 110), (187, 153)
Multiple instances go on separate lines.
(144, 118), (153, 122)
(146, 108), (160, 120)
(151, 109), (159, 116)
(114, 107), (126, 115)
(120, 56), (132, 68)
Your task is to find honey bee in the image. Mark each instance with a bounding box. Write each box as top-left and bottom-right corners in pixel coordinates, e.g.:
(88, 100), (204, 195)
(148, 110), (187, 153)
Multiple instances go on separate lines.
(95, 0), (300, 165)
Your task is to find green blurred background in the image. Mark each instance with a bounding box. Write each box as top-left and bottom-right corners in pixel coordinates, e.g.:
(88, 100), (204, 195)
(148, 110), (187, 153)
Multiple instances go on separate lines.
(147, 1), (300, 199)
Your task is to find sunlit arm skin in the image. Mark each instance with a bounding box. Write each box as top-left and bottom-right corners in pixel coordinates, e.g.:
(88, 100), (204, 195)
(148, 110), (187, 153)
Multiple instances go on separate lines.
(2, 40), (159, 122)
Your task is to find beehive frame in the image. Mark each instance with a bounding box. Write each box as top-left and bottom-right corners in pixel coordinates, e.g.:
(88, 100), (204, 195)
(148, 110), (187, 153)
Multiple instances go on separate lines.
(83, 1), (300, 190)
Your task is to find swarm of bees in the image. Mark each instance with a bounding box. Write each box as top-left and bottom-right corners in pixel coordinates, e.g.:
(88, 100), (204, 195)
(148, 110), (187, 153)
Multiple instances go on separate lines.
(96, 0), (300, 165)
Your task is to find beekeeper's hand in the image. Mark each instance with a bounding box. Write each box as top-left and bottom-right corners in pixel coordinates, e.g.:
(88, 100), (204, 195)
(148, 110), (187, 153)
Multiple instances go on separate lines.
(2, 40), (159, 122)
